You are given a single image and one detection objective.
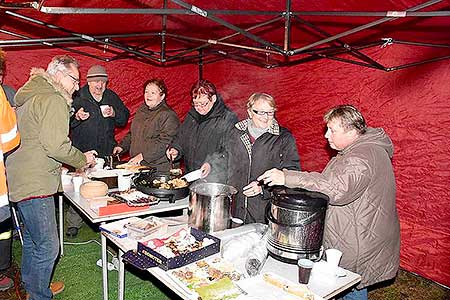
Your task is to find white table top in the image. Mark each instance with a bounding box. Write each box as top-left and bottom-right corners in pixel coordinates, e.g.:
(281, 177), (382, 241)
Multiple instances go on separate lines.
(104, 221), (361, 300)
(62, 185), (189, 224)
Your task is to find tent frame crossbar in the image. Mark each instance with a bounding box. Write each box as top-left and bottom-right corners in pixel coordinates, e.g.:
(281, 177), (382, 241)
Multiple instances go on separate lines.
(0, 0), (448, 71)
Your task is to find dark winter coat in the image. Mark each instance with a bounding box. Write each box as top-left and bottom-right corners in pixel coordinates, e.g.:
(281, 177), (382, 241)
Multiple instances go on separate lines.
(284, 127), (400, 288)
(119, 102), (179, 171)
(6, 69), (86, 202)
(222, 119), (300, 223)
(70, 85), (130, 157)
(171, 96), (238, 172)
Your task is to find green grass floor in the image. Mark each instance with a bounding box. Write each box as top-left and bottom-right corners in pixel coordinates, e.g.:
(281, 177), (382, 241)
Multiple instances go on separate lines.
(4, 204), (450, 300)
(11, 217), (175, 300)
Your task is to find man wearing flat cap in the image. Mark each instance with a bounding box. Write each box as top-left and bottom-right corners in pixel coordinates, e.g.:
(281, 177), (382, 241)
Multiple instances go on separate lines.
(68, 65), (129, 237)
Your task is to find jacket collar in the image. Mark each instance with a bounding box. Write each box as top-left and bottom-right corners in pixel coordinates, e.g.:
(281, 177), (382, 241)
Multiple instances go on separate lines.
(235, 118), (280, 135)
(29, 68), (73, 106)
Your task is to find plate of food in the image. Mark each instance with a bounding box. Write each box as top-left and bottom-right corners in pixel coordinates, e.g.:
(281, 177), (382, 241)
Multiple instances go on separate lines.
(169, 257), (243, 300)
(109, 189), (160, 206)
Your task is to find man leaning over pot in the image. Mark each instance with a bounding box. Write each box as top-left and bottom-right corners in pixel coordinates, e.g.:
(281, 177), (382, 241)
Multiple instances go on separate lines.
(259, 104), (400, 300)
(5, 55), (96, 300)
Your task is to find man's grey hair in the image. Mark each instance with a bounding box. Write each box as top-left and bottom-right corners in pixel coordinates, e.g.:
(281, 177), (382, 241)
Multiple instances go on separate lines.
(324, 104), (367, 134)
(47, 55), (79, 75)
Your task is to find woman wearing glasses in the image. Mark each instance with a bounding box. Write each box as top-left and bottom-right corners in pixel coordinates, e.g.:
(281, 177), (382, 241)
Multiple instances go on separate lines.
(166, 79), (238, 173)
(113, 78), (179, 171)
(204, 92), (300, 224)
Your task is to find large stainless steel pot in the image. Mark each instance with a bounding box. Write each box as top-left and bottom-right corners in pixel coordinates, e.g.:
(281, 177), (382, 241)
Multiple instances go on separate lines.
(266, 187), (329, 263)
(188, 182), (237, 233)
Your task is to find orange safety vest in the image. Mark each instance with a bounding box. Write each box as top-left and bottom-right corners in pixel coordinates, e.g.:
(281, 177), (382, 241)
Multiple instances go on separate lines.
(0, 86), (20, 207)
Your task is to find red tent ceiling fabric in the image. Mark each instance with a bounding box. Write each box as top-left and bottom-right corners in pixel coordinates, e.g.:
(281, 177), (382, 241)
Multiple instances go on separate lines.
(1, 0), (450, 288)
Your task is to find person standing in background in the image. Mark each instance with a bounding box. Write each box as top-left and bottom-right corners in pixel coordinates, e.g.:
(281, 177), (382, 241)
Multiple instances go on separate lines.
(0, 48), (20, 292)
(166, 79), (238, 175)
(0, 49), (16, 107)
(5, 55), (96, 300)
(67, 65), (130, 237)
(259, 105), (400, 300)
(113, 78), (179, 171)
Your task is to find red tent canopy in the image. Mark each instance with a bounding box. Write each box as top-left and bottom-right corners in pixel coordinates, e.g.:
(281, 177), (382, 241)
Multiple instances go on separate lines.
(1, 0), (449, 287)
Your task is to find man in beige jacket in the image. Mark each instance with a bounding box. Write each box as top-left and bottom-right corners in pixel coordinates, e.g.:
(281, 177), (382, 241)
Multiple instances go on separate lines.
(259, 104), (400, 300)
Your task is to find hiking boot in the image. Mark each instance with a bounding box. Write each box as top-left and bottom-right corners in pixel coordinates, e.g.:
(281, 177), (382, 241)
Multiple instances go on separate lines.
(0, 274), (14, 291)
(50, 281), (65, 295)
(66, 227), (79, 237)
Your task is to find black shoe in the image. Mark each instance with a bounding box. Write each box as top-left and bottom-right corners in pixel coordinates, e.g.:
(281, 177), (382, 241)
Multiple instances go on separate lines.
(66, 227), (79, 237)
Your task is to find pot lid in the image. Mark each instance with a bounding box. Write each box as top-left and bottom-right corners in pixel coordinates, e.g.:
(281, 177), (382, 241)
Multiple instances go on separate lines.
(270, 187), (329, 209)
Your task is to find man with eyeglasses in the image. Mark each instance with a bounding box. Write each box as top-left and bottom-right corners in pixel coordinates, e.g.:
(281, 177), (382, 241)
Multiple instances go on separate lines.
(167, 79), (238, 177)
(5, 55), (97, 300)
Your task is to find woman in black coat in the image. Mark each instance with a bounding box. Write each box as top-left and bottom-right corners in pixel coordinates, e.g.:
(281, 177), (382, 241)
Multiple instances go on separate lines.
(204, 93), (301, 224)
(166, 80), (238, 172)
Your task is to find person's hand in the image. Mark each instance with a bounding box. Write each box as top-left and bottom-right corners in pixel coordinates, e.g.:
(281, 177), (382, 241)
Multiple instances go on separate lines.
(102, 105), (115, 118)
(257, 168), (285, 186)
(84, 150), (97, 167)
(243, 181), (262, 197)
(112, 146), (123, 155)
(166, 147), (178, 161)
(128, 153), (143, 165)
(75, 107), (90, 121)
(200, 163), (211, 178)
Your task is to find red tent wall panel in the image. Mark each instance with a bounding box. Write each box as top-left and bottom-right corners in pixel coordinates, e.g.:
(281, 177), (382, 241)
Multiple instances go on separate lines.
(4, 47), (450, 287)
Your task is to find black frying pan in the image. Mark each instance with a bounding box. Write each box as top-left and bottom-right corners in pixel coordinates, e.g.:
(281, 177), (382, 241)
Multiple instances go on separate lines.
(132, 172), (189, 203)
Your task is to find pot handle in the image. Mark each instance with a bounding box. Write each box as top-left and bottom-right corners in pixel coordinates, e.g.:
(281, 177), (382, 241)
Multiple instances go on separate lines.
(265, 205), (322, 227)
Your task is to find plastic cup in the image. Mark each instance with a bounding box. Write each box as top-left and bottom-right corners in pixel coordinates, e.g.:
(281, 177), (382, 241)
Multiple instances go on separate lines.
(72, 176), (84, 193)
(325, 249), (342, 275)
(298, 258), (314, 284)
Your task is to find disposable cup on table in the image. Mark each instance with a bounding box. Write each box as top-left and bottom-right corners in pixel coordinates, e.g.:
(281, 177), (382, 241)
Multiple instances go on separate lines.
(73, 176), (84, 193)
(298, 258), (314, 284)
(325, 248), (342, 275)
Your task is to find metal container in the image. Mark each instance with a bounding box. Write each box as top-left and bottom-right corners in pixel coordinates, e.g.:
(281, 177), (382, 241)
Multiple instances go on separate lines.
(188, 182), (237, 233)
(266, 187), (329, 263)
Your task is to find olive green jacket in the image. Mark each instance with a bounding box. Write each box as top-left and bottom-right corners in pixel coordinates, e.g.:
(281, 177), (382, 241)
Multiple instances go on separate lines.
(6, 68), (86, 202)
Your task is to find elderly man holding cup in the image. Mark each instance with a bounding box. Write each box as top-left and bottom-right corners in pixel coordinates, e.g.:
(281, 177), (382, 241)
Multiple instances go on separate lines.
(259, 105), (400, 300)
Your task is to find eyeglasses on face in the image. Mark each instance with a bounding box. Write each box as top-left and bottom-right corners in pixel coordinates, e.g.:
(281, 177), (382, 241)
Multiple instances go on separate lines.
(64, 72), (80, 85)
(252, 109), (275, 117)
(191, 94), (211, 108)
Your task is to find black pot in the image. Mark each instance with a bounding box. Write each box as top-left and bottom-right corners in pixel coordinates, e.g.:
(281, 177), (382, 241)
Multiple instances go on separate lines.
(266, 187), (329, 263)
(132, 171), (189, 203)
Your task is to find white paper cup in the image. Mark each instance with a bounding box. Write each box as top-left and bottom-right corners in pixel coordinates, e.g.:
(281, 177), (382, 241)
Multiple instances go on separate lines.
(95, 157), (105, 170)
(325, 248), (342, 275)
(100, 105), (110, 117)
(72, 176), (84, 193)
(117, 170), (133, 191)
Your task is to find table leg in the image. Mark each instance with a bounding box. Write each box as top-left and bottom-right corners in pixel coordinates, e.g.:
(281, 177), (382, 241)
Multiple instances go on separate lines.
(118, 249), (125, 300)
(101, 229), (109, 300)
(58, 194), (64, 256)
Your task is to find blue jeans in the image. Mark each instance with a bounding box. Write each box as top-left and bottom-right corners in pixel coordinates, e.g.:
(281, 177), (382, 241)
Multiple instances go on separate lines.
(17, 197), (59, 300)
(343, 288), (368, 300)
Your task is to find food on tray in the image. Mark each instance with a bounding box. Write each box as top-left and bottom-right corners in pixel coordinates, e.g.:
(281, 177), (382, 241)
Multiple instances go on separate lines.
(195, 277), (241, 300)
(146, 228), (215, 258)
(125, 216), (168, 239)
(170, 168), (183, 176)
(109, 189), (159, 206)
(152, 177), (188, 189)
(171, 257), (242, 290)
(116, 163), (149, 172)
(262, 272), (314, 300)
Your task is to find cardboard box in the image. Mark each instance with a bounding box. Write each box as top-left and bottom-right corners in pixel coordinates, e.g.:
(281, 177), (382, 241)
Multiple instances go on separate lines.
(123, 227), (220, 271)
